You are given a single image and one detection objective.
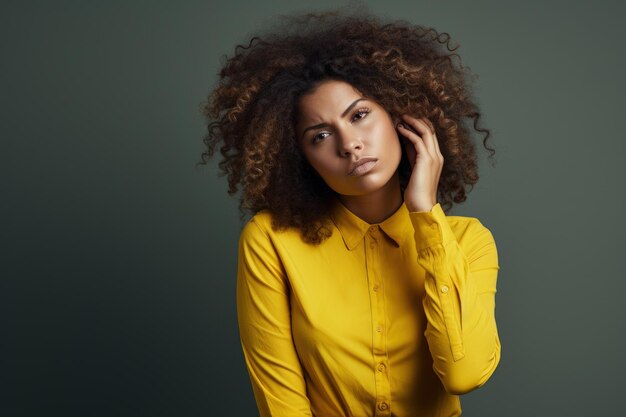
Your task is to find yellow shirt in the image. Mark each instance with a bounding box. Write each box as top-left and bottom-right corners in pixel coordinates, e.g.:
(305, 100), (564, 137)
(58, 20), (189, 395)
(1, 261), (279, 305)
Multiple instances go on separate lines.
(236, 196), (501, 417)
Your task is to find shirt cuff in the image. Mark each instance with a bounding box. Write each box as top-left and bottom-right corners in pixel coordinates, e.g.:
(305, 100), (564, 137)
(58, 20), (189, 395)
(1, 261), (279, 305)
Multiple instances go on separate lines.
(408, 203), (456, 252)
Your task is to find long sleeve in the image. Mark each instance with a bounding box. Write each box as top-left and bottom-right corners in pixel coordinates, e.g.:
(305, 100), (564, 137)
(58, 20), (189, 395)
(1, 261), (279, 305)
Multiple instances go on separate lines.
(236, 218), (313, 417)
(409, 203), (501, 396)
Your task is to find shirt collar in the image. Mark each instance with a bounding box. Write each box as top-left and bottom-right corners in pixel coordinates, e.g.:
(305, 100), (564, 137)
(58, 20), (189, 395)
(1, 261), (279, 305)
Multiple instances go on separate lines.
(329, 195), (410, 250)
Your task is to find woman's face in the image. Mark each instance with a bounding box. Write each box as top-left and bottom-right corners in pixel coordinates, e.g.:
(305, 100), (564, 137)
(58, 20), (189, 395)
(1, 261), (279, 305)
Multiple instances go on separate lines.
(295, 79), (402, 197)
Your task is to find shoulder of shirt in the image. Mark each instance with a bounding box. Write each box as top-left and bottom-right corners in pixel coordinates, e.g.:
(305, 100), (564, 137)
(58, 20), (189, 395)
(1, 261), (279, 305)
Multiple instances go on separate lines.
(239, 209), (295, 241)
(237, 210), (277, 254)
(445, 214), (497, 265)
(445, 214), (495, 243)
(250, 209), (274, 230)
(240, 209), (329, 251)
(239, 209), (271, 236)
(445, 212), (485, 227)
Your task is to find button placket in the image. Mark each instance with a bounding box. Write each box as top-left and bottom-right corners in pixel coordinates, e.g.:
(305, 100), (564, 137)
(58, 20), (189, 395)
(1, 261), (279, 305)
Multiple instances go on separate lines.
(366, 225), (391, 417)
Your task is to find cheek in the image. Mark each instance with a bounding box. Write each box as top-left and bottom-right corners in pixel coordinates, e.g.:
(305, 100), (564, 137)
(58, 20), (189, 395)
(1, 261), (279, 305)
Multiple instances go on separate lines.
(378, 123), (402, 153)
(381, 126), (403, 171)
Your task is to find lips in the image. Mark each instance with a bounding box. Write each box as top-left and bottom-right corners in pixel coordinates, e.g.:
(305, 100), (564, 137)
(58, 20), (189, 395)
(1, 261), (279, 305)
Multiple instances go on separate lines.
(349, 157), (379, 176)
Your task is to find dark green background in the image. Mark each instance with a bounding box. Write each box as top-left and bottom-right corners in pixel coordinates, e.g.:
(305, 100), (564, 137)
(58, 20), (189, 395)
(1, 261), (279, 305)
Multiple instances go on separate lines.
(3, 0), (624, 416)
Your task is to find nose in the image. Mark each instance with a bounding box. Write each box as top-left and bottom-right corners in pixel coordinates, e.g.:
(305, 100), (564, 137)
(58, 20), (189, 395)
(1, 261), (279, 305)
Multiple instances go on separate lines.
(336, 127), (363, 156)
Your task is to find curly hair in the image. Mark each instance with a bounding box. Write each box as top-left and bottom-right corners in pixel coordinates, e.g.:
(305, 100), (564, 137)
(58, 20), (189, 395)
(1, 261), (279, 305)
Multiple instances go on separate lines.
(197, 5), (497, 245)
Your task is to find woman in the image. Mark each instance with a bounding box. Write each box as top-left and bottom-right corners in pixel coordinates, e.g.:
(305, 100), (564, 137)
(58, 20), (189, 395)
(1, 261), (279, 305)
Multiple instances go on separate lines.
(199, 8), (500, 417)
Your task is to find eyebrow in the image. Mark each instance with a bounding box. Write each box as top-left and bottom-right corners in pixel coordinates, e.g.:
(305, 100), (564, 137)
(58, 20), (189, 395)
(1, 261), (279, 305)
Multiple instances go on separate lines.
(301, 97), (368, 138)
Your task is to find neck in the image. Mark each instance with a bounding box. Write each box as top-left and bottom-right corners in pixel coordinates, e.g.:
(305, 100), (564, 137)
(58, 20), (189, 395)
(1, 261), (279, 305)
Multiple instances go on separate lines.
(336, 171), (403, 224)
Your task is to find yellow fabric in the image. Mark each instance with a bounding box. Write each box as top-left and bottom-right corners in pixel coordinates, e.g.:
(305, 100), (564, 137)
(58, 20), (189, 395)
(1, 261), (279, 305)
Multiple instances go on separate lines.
(236, 196), (501, 417)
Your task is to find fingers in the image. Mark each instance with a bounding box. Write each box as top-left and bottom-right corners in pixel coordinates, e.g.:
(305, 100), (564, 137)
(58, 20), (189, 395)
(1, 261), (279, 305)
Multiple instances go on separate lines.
(397, 120), (428, 158)
(398, 115), (443, 161)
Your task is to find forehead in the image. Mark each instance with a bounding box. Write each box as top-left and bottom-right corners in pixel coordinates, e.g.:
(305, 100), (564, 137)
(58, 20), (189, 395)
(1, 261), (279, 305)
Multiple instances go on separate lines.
(297, 80), (363, 118)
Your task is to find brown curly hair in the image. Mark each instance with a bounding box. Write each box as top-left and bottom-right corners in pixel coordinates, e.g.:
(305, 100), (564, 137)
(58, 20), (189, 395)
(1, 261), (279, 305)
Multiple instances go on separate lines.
(197, 5), (496, 245)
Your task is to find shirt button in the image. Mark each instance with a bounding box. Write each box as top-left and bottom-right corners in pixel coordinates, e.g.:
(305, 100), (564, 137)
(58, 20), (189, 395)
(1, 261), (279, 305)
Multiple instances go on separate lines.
(441, 285), (449, 293)
(378, 402), (389, 411)
(369, 226), (377, 232)
(430, 223), (437, 229)
(373, 284), (379, 292)
(377, 362), (386, 372)
(376, 324), (383, 332)
(370, 242), (376, 249)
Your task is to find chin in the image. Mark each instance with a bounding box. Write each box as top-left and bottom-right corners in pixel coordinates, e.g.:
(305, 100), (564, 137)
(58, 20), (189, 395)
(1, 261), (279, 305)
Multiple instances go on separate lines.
(333, 171), (395, 196)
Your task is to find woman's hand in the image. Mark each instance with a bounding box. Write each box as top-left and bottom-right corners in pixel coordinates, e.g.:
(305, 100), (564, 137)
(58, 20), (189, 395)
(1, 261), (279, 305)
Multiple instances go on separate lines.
(396, 115), (444, 213)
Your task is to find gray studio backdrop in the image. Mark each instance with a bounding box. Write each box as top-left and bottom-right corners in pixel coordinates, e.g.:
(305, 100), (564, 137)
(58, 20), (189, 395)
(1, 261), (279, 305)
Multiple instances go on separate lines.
(3, 0), (624, 416)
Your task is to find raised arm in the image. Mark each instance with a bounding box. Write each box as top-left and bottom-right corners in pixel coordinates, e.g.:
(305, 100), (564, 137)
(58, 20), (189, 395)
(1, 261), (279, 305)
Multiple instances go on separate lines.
(236, 218), (313, 417)
(409, 203), (501, 395)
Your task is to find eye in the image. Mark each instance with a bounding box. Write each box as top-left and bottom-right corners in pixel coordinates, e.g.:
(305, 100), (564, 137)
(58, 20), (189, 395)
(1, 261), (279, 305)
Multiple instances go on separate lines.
(312, 131), (330, 144)
(351, 107), (371, 122)
(310, 107), (372, 144)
